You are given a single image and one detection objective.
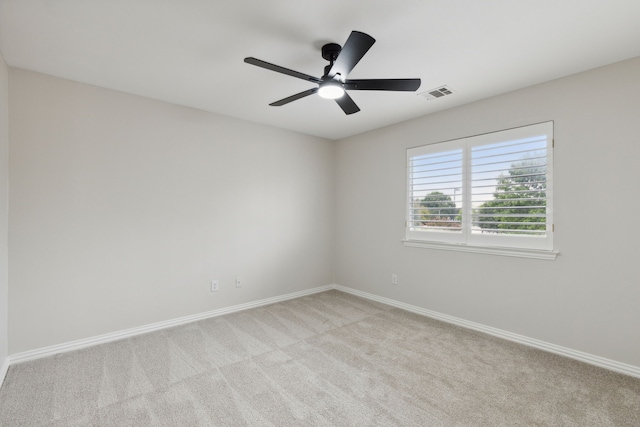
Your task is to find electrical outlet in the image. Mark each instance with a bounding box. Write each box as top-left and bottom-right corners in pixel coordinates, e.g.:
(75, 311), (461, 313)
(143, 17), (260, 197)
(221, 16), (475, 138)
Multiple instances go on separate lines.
(211, 280), (219, 292)
(235, 277), (243, 288)
(391, 274), (398, 285)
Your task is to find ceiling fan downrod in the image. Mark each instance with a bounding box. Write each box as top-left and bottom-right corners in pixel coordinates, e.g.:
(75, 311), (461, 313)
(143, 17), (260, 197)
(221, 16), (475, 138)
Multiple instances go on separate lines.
(321, 43), (342, 78)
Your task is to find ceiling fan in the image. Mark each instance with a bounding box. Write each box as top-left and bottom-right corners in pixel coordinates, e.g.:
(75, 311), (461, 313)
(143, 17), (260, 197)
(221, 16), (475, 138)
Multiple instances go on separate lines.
(244, 31), (421, 115)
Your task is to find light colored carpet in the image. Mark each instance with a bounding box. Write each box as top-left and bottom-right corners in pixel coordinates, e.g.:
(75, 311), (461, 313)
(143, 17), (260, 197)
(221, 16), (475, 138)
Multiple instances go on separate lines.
(0, 290), (639, 426)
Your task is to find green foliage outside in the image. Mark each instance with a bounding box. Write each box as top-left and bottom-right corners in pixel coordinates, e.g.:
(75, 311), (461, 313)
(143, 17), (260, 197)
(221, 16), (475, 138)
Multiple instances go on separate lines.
(418, 191), (461, 228)
(476, 159), (546, 233)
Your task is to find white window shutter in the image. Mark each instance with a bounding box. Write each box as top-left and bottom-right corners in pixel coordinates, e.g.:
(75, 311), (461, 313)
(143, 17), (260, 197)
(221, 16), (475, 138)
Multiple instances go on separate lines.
(406, 122), (553, 252)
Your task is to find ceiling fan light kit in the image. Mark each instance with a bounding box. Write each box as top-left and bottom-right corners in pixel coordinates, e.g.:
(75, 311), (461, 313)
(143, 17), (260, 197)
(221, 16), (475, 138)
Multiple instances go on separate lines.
(244, 31), (421, 115)
(318, 81), (345, 99)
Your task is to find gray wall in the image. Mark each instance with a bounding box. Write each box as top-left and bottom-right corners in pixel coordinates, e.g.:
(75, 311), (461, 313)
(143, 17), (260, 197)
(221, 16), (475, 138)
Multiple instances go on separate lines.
(6, 57), (640, 370)
(8, 69), (335, 353)
(335, 57), (640, 367)
(0, 52), (8, 370)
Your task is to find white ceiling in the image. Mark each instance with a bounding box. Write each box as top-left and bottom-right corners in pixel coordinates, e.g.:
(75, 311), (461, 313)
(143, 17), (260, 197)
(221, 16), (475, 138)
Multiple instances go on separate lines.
(1, 0), (639, 140)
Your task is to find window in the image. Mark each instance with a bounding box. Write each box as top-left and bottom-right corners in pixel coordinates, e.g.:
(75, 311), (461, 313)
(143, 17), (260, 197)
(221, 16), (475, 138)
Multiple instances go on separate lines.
(405, 122), (555, 258)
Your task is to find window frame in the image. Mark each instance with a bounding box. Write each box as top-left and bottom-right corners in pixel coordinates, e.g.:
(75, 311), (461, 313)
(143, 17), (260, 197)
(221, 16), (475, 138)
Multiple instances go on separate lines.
(404, 122), (557, 260)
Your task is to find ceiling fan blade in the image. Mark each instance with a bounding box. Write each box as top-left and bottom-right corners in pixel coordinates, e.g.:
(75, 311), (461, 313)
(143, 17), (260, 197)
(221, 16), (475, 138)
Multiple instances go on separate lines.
(335, 92), (360, 115)
(345, 78), (421, 91)
(328, 31), (375, 80)
(244, 57), (322, 84)
(269, 88), (319, 106)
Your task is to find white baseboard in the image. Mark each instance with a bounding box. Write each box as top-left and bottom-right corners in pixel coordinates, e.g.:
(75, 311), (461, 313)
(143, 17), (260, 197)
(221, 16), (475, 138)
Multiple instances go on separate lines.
(6, 283), (639, 381)
(7, 285), (333, 366)
(0, 357), (8, 388)
(333, 284), (640, 379)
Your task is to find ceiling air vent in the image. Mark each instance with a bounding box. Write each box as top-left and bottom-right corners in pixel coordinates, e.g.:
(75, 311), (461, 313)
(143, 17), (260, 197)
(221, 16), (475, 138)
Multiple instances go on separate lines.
(419, 85), (455, 100)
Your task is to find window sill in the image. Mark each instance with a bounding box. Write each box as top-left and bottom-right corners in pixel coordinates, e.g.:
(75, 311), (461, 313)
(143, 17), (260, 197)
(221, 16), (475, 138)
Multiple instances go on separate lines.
(402, 240), (558, 260)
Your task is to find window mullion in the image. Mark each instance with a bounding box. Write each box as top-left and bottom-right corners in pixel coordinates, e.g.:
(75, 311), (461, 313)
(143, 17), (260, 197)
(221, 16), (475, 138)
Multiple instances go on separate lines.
(462, 139), (471, 244)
